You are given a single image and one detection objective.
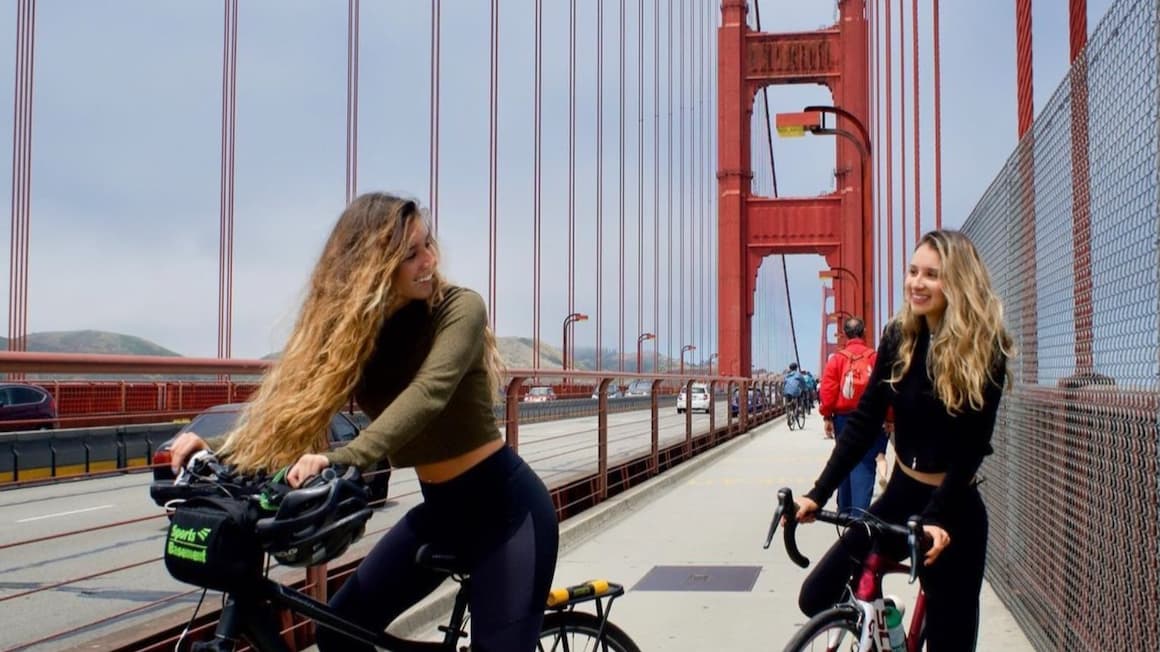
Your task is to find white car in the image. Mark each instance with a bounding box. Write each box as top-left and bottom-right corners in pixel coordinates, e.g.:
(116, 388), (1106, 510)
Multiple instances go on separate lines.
(677, 385), (710, 414)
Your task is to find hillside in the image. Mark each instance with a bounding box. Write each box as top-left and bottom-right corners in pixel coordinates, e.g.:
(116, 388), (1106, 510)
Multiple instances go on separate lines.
(1, 330), (181, 356)
(496, 337), (685, 373)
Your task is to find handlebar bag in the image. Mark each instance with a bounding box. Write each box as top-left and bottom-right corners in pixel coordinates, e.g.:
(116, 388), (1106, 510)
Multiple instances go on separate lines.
(164, 495), (264, 592)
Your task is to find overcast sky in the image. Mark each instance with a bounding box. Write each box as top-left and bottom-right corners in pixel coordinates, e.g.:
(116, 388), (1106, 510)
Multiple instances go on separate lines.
(0, 0), (1115, 369)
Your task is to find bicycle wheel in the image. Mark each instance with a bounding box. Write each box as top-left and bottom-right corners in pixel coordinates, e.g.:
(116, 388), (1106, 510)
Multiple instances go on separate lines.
(794, 401), (806, 430)
(782, 606), (862, 652)
(538, 611), (641, 652)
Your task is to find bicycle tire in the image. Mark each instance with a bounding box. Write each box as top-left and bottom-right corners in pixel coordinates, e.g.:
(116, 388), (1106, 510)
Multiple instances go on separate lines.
(782, 606), (862, 652)
(538, 611), (641, 652)
(794, 404), (806, 430)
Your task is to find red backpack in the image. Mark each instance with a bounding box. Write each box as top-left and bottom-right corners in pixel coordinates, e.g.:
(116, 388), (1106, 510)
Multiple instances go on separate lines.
(835, 349), (874, 413)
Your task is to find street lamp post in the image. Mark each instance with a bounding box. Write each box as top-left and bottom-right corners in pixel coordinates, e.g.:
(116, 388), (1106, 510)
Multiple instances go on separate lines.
(636, 333), (656, 374)
(777, 107), (874, 332)
(561, 312), (588, 370)
(679, 344), (696, 376)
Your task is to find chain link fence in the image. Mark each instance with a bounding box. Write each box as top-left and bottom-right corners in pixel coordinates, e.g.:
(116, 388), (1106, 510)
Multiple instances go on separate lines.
(961, 0), (1158, 648)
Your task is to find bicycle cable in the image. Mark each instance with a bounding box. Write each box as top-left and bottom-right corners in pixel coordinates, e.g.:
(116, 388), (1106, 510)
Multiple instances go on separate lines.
(173, 588), (209, 652)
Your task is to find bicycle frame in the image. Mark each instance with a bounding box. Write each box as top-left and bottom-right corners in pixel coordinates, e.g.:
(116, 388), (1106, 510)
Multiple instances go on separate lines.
(828, 552), (928, 652)
(201, 575), (466, 651)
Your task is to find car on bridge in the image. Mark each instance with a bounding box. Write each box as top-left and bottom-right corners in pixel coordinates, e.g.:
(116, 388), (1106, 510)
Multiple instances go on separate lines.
(0, 382), (58, 431)
(523, 386), (557, 402)
(677, 384), (710, 414)
(150, 403), (391, 501)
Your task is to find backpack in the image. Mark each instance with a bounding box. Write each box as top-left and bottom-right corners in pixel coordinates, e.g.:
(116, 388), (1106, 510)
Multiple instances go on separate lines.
(836, 349), (874, 413)
(783, 373), (804, 398)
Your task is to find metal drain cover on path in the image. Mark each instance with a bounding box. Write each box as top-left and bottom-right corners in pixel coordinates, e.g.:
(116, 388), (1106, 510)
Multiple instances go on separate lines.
(631, 565), (762, 592)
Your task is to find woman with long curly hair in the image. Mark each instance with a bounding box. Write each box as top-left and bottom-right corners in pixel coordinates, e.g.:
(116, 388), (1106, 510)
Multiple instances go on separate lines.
(793, 229), (1014, 650)
(168, 192), (558, 651)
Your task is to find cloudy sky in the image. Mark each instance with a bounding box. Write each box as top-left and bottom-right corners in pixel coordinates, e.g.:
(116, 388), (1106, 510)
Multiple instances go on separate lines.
(0, 0), (1114, 369)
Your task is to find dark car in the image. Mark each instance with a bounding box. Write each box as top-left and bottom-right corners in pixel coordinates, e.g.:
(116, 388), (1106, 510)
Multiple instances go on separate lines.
(151, 403), (390, 501)
(730, 388), (765, 417)
(0, 382), (58, 431)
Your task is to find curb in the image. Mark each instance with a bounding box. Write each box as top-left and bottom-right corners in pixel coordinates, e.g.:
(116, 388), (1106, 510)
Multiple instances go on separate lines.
(384, 420), (778, 640)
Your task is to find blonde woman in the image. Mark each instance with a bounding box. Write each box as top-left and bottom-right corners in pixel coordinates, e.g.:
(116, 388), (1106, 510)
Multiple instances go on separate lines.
(793, 230), (1014, 650)
(169, 193), (558, 651)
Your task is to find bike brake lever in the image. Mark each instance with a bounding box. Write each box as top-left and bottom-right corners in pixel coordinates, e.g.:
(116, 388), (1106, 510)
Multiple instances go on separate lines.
(906, 516), (922, 584)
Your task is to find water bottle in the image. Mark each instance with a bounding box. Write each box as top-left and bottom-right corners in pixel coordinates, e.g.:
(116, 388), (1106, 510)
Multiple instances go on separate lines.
(884, 599), (907, 652)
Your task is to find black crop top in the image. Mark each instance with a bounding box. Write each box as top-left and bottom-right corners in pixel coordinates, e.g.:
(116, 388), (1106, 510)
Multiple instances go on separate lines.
(804, 321), (1007, 525)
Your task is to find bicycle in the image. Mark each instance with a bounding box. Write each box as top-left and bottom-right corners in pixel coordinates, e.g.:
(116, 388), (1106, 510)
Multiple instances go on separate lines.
(784, 394), (807, 431)
(156, 452), (641, 651)
(763, 487), (930, 652)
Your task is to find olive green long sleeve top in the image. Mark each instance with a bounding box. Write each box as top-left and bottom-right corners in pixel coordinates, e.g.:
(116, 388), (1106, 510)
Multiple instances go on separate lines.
(323, 286), (502, 469)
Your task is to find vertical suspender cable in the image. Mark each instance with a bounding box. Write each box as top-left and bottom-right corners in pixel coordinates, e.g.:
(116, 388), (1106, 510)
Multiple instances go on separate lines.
(885, 0), (894, 315)
(568, 1), (576, 369)
(533, 0), (542, 370)
(666, 2), (672, 368)
(8, 0), (35, 363)
(487, 0), (498, 330)
(653, 0), (660, 374)
(637, 0), (644, 369)
(428, 0), (440, 231)
(911, 0), (920, 243)
(678, 0), (684, 360)
(931, 0), (942, 229)
(347, 0), (360, 205)
(618, 0), (625, 372)
(897, 0), (908, 254)
(218, 0), (238, 361)
(596, 0), (604, 370)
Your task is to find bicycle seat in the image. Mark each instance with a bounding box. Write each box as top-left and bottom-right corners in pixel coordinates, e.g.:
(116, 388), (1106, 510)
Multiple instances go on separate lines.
(415, 544), (471, 576)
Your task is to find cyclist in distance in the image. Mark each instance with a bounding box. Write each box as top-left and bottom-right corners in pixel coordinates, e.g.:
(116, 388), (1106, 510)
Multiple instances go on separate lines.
(792, 230), (1013, 651)
(782, 362), (806, 406)
(168, 193), (559, 652)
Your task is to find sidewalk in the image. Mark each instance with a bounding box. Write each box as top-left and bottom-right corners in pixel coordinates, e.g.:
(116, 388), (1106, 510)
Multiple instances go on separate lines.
(546, 412), (1035, 650)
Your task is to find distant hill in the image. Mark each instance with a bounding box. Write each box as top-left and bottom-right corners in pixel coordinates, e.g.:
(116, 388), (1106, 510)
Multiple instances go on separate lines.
(497, 337), (688, 373)
(1, 330), (181, 357)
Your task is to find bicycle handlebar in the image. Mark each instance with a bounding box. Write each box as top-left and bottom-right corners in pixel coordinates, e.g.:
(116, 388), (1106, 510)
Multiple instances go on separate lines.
(763, 487), (929, 584)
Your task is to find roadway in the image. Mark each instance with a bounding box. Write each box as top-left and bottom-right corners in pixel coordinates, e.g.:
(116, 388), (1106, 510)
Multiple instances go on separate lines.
(0, 399), (734, 651)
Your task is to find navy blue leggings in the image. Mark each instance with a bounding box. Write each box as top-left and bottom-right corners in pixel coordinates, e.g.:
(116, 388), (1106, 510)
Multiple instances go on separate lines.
(798, 468), (988, 651)
(316, 446), (559, 652)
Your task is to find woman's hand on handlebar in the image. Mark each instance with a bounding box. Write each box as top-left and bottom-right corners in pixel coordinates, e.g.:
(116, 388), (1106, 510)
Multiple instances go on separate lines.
(923, 524), (950, 565)
(287, 453), (331, 488)
(169, 432), (210, 474)
(790, 496), (819, 524)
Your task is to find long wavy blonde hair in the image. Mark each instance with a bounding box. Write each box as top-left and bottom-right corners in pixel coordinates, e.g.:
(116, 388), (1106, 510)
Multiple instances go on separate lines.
(887, 230), (1015, 415)
(219, 192), (504, 473)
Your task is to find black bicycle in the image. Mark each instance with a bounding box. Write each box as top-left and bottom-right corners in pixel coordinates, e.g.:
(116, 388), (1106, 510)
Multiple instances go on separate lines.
(155, 452), (641, 651)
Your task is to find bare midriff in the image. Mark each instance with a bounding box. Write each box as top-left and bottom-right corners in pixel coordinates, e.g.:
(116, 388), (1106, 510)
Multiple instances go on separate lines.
(896, 460), (946, 487)
(415, 438), (506, 484)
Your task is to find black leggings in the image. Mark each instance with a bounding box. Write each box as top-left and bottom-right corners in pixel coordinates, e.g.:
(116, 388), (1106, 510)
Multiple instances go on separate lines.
(316, 446), (559, 652)
(798, 468), (988, 652)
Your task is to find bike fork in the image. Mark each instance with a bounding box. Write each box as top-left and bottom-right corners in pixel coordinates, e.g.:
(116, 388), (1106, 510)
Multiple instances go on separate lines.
(192, 597), (292, 652)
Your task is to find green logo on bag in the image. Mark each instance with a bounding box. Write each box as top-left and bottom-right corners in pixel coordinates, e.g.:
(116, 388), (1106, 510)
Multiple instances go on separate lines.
(170, 524), (212, 543)
(167, 524), (212, 564)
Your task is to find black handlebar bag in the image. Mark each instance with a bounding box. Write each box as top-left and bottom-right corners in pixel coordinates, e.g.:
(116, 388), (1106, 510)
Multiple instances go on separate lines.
(164, 495), (264, 592)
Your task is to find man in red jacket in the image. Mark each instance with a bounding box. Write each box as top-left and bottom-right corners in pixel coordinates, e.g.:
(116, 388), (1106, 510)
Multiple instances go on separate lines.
(819, 317), (888, 516)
